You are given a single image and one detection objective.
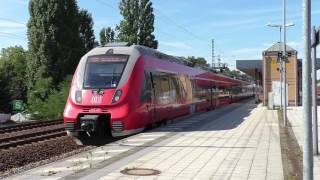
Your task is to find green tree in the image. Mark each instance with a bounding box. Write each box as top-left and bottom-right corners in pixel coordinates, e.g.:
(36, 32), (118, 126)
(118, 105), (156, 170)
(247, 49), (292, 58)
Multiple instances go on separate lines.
(138, 0), (158, 48)
(99, 27), (115, 46)
(27, 76), (71, 119)
(117, 0), (158, 49)
(79, 9), (96, 53)
(221, 69), (253, 81)
(27, 0), (83, 89)
(185, 56), (209, 67)
(0, 46), (28, 112)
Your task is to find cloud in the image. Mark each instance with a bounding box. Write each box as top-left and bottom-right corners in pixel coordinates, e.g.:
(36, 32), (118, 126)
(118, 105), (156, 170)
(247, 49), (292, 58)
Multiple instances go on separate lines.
(313, 10), (320, 15)
(287, 41), (302, 49)
(210, 18), (261, 28)
(231, 47), (264, 54)
(0, 20), (26, 38)
(11, 0), (28, 5)
(263, 43), (274, 48)
(0, 21), (26, 29)
(230, 46), (266, 60)
(160, 41), (192, 50)
(214, 7), (281, 16)
(94, 18), (119, 28)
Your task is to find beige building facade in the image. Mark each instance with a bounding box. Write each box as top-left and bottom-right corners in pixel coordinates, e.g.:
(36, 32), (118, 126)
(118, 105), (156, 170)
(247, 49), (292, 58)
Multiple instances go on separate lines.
(262, 42), (298, 106)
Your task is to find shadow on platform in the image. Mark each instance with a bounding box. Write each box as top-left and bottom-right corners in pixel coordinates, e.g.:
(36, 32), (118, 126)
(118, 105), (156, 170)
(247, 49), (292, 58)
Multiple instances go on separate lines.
(151, 99), (258, 133)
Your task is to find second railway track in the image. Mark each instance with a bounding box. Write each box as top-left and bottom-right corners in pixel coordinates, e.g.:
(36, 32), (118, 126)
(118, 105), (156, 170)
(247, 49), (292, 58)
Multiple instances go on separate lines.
(0, 119), (63, 134)
(0, 120), (66, 150)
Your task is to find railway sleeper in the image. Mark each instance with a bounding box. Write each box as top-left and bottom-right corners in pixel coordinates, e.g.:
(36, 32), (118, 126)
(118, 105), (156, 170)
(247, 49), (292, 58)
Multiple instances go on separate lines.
(0, 131), (66, 149)
(0, 127), (65, 143)
(0, 120), (62, 134)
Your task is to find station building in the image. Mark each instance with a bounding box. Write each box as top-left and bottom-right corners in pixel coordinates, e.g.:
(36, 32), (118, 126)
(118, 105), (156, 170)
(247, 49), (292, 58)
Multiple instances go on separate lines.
(237, 42), (320, 106)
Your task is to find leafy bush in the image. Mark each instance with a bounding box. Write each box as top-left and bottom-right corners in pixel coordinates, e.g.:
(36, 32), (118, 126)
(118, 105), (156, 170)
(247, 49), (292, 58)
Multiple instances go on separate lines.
(0, 46), (28, 113)
(27, 76), (71, 120)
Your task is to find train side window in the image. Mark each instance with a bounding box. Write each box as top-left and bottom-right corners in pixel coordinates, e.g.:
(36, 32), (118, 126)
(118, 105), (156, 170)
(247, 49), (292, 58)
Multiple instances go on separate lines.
(159, 74), (170, 104)
(153, 73), (170, 104)
(140, 72), (152, 102)
(170, 75), (182, 102)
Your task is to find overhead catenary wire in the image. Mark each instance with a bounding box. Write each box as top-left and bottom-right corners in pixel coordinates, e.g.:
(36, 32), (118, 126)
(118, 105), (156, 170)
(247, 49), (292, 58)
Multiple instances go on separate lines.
(152, 7), (227, 57)
(153, 7), (206, 42)
(93, 1), (207, 43)
(0, 17), (26, 25)
(0, 34), (25, 40)
(93, 0), (206, 54)
(92, 0), (230, 66)
(0, 17), (27, 40)
(0, 32), (27, 40)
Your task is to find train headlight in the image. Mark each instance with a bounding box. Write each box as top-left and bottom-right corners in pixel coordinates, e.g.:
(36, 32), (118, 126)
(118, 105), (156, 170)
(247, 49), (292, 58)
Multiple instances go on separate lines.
(71, 87), (82, 104)
(75, 90), (82, 103)
(112, 90), (122, 103)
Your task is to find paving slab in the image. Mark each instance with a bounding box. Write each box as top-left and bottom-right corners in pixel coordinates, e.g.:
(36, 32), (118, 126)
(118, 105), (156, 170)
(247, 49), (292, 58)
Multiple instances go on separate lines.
(287, 106), (320, 179)
(6, 101), (283, 180)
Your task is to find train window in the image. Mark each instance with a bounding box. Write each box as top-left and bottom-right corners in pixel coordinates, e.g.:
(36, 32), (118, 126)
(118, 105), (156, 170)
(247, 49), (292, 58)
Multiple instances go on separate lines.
(153, 73), (170, 104)
(194, 79), (211, 102)
(179, 75), (192, 102)
(169, 75), (182, 102)
(83, 55), (128, 89)
(140, 72), (152, 102)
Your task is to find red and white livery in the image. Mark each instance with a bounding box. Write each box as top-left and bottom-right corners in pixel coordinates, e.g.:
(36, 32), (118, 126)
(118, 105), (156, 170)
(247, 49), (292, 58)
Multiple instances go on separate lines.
(63, 43), (253, 137)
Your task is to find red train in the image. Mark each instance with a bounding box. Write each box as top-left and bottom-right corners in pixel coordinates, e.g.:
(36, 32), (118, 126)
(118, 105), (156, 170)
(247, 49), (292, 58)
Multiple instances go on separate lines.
(63, 43), (254, 138)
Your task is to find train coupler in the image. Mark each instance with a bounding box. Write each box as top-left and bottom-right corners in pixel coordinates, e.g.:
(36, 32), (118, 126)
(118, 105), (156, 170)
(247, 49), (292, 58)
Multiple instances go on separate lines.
(80, 115), (99, 132)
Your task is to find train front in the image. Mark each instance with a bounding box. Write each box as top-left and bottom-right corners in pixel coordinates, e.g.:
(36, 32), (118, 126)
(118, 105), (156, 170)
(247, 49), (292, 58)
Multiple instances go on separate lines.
(63, 46), (136, 138)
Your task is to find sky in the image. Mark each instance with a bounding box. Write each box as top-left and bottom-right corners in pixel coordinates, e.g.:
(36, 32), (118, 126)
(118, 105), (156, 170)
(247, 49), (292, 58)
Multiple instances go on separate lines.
(0, 0), (320, 70)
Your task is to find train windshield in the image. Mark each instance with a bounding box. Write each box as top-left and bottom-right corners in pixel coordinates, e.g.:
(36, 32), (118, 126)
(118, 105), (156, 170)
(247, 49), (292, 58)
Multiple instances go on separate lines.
(84, 55), (128, 89)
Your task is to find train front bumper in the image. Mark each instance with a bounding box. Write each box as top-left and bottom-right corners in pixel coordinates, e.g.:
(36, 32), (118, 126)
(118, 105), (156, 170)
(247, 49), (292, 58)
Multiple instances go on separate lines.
(63, 102), (130, 134)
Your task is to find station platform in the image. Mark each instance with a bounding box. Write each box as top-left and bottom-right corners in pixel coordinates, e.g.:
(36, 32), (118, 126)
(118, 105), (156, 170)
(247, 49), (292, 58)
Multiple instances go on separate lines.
(287, 107), (320, 179)
(8, 100), (284, 180)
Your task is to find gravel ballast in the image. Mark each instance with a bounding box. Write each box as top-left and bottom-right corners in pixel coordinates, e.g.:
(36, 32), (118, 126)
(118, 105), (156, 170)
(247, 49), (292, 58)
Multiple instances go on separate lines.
(0, 136), (84, 176)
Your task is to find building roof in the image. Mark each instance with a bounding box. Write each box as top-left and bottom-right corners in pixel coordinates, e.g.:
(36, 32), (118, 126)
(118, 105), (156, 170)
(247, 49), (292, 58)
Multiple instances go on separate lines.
(236, 60), (262, 78)
(236, 60), (262, 71)
(264, 42), (297, 53)
(236, 58), (320, 76)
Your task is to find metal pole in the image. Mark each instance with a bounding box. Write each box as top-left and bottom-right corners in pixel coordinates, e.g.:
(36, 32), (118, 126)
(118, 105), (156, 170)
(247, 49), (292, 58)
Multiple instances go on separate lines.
(303, 0), (313, 178)
(212, 39), (215, 68)
(280, 27), (283, 109)
(312, 26), (319, 155)
(280, 58), (283, 109)
(282, 0), (287, 126)
(280, 26), (282, 43)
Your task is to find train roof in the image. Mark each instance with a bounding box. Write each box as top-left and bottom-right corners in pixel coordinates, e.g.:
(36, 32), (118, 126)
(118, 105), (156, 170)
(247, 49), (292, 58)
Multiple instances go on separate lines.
(85, 44), (252, 86)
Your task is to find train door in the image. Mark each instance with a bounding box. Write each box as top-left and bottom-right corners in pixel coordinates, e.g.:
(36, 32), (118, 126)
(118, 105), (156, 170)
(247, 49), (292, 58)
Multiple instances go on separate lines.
(211, 82), (217, 109)
(210, 87), (214, 109)
(190, 78), (196, 113)
(149, 72), (157, 124)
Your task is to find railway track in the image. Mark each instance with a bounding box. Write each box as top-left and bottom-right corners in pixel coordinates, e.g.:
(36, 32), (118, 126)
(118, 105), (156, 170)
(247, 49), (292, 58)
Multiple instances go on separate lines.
(0, 120), (66, 150)
(0, 119), (88, 176)
(0, 119), (63, 134)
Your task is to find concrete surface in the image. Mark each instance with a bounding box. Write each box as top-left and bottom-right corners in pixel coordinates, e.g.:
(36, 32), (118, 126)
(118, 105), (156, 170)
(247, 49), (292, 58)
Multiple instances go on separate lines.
(287, 107), (320, 179)
(7, 101), (284, 180)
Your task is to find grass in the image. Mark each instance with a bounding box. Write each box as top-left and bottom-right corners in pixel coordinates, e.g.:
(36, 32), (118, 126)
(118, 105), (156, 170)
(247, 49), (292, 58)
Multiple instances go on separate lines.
(277, 109), (303, 180)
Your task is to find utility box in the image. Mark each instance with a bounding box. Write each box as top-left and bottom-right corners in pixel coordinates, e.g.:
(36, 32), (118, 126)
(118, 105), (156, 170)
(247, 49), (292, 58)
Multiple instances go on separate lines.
(272, 81), (288, 107)
(268, 92), (274, 109)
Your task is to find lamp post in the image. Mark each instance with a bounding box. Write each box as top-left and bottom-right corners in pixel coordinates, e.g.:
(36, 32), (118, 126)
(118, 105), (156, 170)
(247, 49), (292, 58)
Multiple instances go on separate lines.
(303, 0), (313, 178)
(267, 22), (294, 111)
(282, 0), (288, 127)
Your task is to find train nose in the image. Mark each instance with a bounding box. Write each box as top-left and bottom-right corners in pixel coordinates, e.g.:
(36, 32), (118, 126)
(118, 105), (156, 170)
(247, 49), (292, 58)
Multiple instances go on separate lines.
(79, 115), (99, 132)
(81, 122), (94, 131)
